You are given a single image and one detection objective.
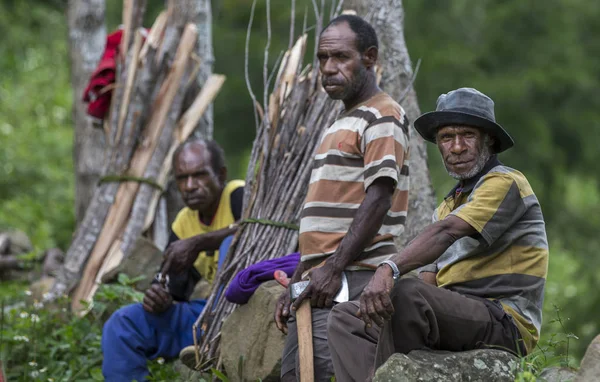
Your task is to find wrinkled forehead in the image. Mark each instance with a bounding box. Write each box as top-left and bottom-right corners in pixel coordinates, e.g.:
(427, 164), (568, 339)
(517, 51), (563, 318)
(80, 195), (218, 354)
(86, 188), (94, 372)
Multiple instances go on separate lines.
(436, 125), (483, 136)
(175, 143), (211, 171)
(318, 22), (358, 52)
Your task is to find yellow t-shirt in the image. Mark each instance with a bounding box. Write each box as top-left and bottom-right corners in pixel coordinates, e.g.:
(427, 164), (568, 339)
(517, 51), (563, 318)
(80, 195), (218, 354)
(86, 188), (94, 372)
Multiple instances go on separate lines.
(171, 180), (244, 284)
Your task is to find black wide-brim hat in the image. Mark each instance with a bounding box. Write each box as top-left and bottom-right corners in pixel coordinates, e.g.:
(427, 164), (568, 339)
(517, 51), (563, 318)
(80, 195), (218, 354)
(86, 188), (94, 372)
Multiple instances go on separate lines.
(414, 87), (514, 153)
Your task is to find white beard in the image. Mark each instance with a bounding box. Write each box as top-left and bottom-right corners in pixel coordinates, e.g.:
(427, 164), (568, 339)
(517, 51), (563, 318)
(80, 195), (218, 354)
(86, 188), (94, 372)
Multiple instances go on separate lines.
(445, 136), (493, 180)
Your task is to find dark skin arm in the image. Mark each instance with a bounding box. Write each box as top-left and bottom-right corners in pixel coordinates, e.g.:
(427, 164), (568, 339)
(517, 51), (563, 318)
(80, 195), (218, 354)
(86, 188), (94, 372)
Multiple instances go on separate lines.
(359, 215), (477, 327)
(161, 225), (238, 275)
(291, 177), (395, 311)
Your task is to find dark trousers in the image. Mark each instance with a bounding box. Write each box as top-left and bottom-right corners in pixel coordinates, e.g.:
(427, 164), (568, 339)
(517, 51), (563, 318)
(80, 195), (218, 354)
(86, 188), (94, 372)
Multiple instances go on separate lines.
(327, 278), (524, 382)
(281, 271), (374, 381)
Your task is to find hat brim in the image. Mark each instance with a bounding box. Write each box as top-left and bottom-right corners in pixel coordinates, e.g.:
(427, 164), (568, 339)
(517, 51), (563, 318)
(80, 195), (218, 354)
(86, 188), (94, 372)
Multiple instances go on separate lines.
(414, 110), (514, 153)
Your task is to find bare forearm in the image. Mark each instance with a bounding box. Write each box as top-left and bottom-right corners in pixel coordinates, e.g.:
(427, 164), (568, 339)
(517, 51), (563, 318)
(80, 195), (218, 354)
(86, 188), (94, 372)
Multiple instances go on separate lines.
(327, 180), (394, 272)
(390, 219), (463, 276)
(191, 225), (238, 252)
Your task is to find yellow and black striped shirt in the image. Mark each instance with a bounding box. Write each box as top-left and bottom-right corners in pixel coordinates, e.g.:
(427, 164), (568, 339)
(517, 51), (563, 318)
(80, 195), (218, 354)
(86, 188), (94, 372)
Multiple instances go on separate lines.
(432, 156), (548, 353)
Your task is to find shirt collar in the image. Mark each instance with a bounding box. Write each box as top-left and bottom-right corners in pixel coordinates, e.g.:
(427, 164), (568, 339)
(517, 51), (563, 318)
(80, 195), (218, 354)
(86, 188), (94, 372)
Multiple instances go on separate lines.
(446, 155), (502, 198)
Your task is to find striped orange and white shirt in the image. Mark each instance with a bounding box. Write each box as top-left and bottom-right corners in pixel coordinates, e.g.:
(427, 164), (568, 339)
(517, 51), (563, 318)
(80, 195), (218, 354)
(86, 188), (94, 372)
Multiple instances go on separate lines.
(299, 92), (410, 267)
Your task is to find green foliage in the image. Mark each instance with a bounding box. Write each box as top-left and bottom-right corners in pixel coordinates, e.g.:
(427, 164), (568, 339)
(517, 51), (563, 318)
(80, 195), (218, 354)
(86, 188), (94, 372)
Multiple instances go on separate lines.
(514, 305), (578, 381)
(0, 275), (177, 382)
(0, 1), (74, 251)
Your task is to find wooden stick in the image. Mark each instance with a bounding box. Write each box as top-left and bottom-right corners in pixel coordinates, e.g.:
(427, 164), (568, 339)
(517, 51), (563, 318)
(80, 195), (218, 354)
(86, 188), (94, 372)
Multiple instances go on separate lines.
(297, 300), (315, 382)
(71, 24), (199, 312)
(116, 29), (144, 145)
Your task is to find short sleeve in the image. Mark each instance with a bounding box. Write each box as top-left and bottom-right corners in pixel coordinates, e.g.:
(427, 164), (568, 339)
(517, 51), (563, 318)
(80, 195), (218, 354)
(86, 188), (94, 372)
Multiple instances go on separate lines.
(451, 173), (526, 246)
(362, 114), (409, 190)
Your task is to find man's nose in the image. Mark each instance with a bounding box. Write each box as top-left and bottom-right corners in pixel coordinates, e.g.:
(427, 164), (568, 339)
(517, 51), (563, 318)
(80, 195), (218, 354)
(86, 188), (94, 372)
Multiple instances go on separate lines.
(450, 137), (467, 155)
(184, 175), (195, 190)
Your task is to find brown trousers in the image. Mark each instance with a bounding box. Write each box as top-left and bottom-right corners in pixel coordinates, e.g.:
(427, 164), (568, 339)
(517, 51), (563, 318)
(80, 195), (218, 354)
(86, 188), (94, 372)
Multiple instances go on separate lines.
(281, 271), (374, 381)
(327, 278), (524, 382)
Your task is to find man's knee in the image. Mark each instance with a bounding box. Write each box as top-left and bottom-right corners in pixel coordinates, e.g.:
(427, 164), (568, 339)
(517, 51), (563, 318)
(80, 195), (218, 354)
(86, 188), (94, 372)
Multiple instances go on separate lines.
(391, 277), (430, 305)
(327, 301), (358, 338)
(103, 303), (145, 334)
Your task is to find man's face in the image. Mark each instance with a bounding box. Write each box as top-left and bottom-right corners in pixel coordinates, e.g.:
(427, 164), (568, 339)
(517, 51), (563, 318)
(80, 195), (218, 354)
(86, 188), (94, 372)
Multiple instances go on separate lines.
(174, 144), (224, 212)
(436, 125), (492, 180)
(317, 22), (368, 101)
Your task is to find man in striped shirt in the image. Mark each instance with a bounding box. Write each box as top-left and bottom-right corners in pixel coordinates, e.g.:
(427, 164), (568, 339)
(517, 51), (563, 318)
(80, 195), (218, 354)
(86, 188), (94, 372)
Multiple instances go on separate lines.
(328, 88), (548, 381)
(274, 15), (410, 381)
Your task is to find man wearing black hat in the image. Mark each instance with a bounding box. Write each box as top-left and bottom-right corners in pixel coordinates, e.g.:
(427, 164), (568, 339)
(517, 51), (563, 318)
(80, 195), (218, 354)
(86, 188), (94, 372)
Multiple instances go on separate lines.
(327, 88), (549, 381)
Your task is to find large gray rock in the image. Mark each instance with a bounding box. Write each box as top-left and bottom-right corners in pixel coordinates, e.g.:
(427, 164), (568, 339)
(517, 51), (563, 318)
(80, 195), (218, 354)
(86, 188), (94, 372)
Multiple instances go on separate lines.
(0, 230), (33, 255)
(220, 280), (286, 382)
(539, 366), (577, 382)
(101, 236), (163, 291)
(575, 334), (600, 381)
(374, 349), (517, 382)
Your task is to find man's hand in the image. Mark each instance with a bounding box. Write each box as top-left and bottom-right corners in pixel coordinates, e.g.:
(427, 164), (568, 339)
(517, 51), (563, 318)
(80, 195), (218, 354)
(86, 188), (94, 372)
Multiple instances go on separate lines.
(161, 236), (202, 275)
(292, 262), (343, 310)
(142, 284), (173, 314)
(358, 265), (395, 327)
(274, 290), (292, 334)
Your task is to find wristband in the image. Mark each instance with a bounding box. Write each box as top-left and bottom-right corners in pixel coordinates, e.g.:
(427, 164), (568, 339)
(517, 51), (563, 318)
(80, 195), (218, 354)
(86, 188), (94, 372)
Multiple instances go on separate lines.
(379, 260), (400, 282)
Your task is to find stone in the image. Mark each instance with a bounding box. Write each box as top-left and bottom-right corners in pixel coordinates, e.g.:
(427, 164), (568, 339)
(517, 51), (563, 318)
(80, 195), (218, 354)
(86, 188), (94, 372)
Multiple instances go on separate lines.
(101, 236), (163, 291)
(2, 230), (33, 255)
(373, 349), (517, 382)
(30, 276), (56, 301)
(220, 280), (286, 382)
(538, 366), (577, 382)
(575, 334), (600, 381)
(0, 233), (10, 255)
(42, 248), (64, 277)
(190, 279), (212, 300)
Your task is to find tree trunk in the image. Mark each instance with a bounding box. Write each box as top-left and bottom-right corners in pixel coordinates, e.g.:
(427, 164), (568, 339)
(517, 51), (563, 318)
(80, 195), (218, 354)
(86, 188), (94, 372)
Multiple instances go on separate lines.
(67, 0), (107, 225)
(166, 0), (215, 225)
(346, 0), (436, 246)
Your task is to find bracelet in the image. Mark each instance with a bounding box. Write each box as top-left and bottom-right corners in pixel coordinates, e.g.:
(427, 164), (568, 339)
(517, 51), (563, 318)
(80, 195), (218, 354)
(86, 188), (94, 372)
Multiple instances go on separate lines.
(379, 260), (400, 282)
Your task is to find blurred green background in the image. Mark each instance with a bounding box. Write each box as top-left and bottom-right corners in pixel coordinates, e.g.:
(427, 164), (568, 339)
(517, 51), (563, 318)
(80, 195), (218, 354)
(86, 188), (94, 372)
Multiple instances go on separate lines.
(0, 0), (598, 362)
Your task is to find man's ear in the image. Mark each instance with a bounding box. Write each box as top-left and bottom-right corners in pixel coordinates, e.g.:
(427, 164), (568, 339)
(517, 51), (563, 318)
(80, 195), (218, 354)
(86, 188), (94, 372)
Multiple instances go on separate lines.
(362, 46), (378, 69)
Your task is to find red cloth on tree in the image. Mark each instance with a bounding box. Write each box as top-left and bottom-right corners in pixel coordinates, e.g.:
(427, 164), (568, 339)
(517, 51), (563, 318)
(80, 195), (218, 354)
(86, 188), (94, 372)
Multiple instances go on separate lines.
(82, 29), (123, 121)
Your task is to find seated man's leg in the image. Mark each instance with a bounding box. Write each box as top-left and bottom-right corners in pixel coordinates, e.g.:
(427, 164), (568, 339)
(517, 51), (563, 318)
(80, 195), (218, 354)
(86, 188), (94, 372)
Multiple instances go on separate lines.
(281, 307), (335, 382)
(101, 300), (206, 382)
(328, 301), (381, 382)
(280, 271), (374, 382)
(385, 278), (522, 355)
(328, 278), (523, 381)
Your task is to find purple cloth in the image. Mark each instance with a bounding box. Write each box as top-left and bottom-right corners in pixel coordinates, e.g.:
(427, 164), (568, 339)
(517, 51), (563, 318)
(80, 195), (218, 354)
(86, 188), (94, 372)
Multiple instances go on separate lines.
(225, 252), (300, 304)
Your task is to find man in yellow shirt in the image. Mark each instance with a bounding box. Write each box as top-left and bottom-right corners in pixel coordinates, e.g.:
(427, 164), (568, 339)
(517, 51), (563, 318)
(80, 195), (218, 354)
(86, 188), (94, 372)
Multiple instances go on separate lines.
(101, 139), (244, 382)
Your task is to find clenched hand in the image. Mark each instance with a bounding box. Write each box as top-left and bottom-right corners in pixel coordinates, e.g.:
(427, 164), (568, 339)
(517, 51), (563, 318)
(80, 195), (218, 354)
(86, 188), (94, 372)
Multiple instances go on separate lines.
(358, 266), (395, 327)
(142, 284), (173, 314)
(292, 263), (342, 310)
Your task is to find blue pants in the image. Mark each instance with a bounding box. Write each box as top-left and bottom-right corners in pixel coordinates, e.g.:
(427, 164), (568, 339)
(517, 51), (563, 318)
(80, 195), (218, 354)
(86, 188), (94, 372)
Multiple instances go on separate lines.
(101, 235), (234, 381)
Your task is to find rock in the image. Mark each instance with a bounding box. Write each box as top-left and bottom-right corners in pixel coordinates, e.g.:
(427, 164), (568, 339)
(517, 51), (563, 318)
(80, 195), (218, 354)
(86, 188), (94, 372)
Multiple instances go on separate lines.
(220, 280), (286, 382)
(538, 366), (577, 382)
(373, 349), (517, 382)
(101, 236), (163, 291)
(30, 276), (56, 301)
(190, 279), (212, 300)
(0, 233), (10, 254)
(172, 359), (207, 379)
(2, 230), (33, 255)
(42, 248), (64, 277)
(575, 334), (600, 381)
